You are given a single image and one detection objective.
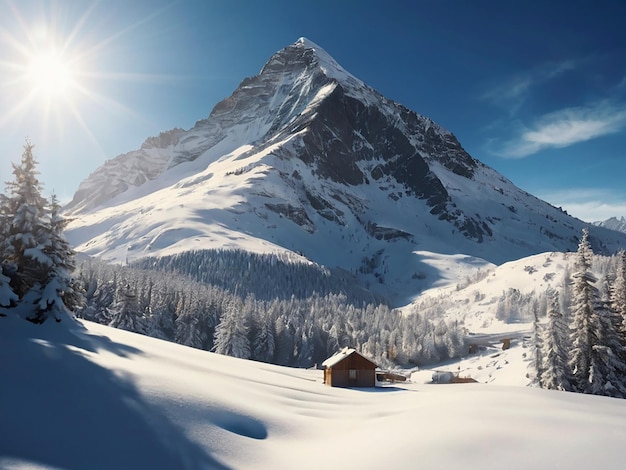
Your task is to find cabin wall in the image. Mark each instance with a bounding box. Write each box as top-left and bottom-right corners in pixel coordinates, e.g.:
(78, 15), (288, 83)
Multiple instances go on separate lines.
(325, 353), (376, 387)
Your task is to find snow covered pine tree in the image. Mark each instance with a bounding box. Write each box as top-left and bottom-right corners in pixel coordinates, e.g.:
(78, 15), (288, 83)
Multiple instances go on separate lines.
(610, 250), (626, 336)
(0, 141), (82, 323)
(213, 297), (250, 359)
(108, 282), (146, 333)
(568, 228), (626, 396)
(540, 289), (571, 391)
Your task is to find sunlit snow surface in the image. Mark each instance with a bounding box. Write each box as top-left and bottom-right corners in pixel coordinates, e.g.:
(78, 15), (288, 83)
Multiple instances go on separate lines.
(2, 315), (625, 470)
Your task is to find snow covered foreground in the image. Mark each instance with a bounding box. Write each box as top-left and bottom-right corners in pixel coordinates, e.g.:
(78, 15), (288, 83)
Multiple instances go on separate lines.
(2, 317), (626, 470)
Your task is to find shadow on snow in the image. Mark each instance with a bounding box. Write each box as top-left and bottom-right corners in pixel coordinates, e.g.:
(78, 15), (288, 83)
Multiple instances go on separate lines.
(0, 315), (230, 470)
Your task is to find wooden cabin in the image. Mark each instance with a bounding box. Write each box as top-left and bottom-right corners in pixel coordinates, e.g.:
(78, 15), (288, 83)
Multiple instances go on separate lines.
(322, 348), (377, 388)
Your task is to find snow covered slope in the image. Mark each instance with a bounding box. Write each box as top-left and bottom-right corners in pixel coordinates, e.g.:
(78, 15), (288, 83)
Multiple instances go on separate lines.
(64, 38), (626, 304)
(2, 316), (626, 470)
(409, 251), (580, 332)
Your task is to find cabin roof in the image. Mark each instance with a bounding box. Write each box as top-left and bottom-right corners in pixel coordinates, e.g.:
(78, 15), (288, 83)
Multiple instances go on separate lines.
(322, 347), (377, 369)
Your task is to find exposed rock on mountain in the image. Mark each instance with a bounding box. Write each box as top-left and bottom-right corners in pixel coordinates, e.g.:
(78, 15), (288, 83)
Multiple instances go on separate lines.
(66, 128), (185, 213)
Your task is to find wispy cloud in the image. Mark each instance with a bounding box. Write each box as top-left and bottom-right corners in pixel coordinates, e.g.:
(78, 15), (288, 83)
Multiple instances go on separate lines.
(492, 102), (626, 158)
(481, 60), (578, 112)
(536, 188), (626, 222)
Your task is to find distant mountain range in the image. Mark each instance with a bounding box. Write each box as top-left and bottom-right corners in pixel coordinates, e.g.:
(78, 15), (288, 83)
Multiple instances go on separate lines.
(594, 216), (626, 235)
(64, 38), (626, 305)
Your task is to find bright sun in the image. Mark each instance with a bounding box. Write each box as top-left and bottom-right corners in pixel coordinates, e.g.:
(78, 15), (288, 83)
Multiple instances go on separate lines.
(26, 49), (76, 98)
(0, 21), (94, 132)
(1, 9), (133, 137)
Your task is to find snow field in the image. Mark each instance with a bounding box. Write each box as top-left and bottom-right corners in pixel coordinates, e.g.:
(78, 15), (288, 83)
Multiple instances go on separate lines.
(3, 317), (626, 470)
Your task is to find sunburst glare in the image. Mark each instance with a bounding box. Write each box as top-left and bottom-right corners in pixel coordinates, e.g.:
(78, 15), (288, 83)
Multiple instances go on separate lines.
(26, 47), (76, 98)
(0, 14), (94, 134)
(3, 2), (163, 134)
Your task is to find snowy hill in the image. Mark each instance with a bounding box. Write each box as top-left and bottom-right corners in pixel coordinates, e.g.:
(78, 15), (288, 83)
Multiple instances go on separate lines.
(63, 38), (626, 305)
(408, 251), (582, 332)
(2, 315), (626, 470)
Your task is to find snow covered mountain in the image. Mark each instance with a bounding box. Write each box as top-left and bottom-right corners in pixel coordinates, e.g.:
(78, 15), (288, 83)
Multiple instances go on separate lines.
(64, 38), (626, 305)
(594, 216), (626, 235)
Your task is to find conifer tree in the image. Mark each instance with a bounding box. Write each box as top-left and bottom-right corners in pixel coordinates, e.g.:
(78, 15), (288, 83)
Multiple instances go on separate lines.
(541, 289), (571, 391)
(273, 315), (294, 365)
(568, 228), (599, 393)
(174, 295), (207, 348)
(35, 194), (83, 319)
(109, 282), (145, 333)
(146, 306), (174, 340)
(0, 270), (18, 312)
(610, 250), (626, 335)
(175, 309), (204, 348)
(3, 141), (49, 301)
(588, 298), (626, 397)
(296, 322), (315, 367)
(528, 307), (544, 387)
(252, 312), (276, 362)
(213, 298), (250, 359)
(566, 228), (626, 396)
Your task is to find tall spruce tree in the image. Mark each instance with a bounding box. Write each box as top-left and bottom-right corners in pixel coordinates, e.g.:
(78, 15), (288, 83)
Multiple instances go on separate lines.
(610, 250), (626, 335)
(3, 141), (49, 302)
(252, 312), (276, 362)
(568, 228), (598, 393)
(589, 298), (626, 397)
(36, 194), (83, 318)
(541, 289), (571, 391)
(528, 306), (545, 387)
(109, 282), (145, 333)
(566, 228), (626, 397)
(213, 298), (250, 359)
(174, 294), (207, 348)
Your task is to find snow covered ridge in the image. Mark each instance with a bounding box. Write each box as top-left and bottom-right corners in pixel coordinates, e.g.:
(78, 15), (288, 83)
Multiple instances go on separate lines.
(65, 128), (185, 214)
(594, 216), (626, 234)
(63, 38), (626, 305)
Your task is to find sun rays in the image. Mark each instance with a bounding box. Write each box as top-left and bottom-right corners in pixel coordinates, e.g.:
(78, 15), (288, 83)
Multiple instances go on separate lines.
(0, 10), (92, 138)
(0, 1), (155, 147)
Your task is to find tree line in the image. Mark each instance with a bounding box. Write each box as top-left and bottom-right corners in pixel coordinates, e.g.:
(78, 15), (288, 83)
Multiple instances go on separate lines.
(132, 249), (383, 304)
(75, 256), (466, 368)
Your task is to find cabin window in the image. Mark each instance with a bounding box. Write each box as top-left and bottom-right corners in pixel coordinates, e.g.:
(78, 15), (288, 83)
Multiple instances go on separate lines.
(349, 369), (357, 380)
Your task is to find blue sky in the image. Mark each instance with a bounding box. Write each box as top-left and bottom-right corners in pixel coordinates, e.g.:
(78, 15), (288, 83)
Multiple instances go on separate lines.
(1, 0), (625, 222)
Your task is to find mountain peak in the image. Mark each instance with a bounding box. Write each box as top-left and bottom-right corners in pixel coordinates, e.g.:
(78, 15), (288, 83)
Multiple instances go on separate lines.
(259, 37), (365, 91)
(593, 215), (626, 234)
(295, 36), (321, 50)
